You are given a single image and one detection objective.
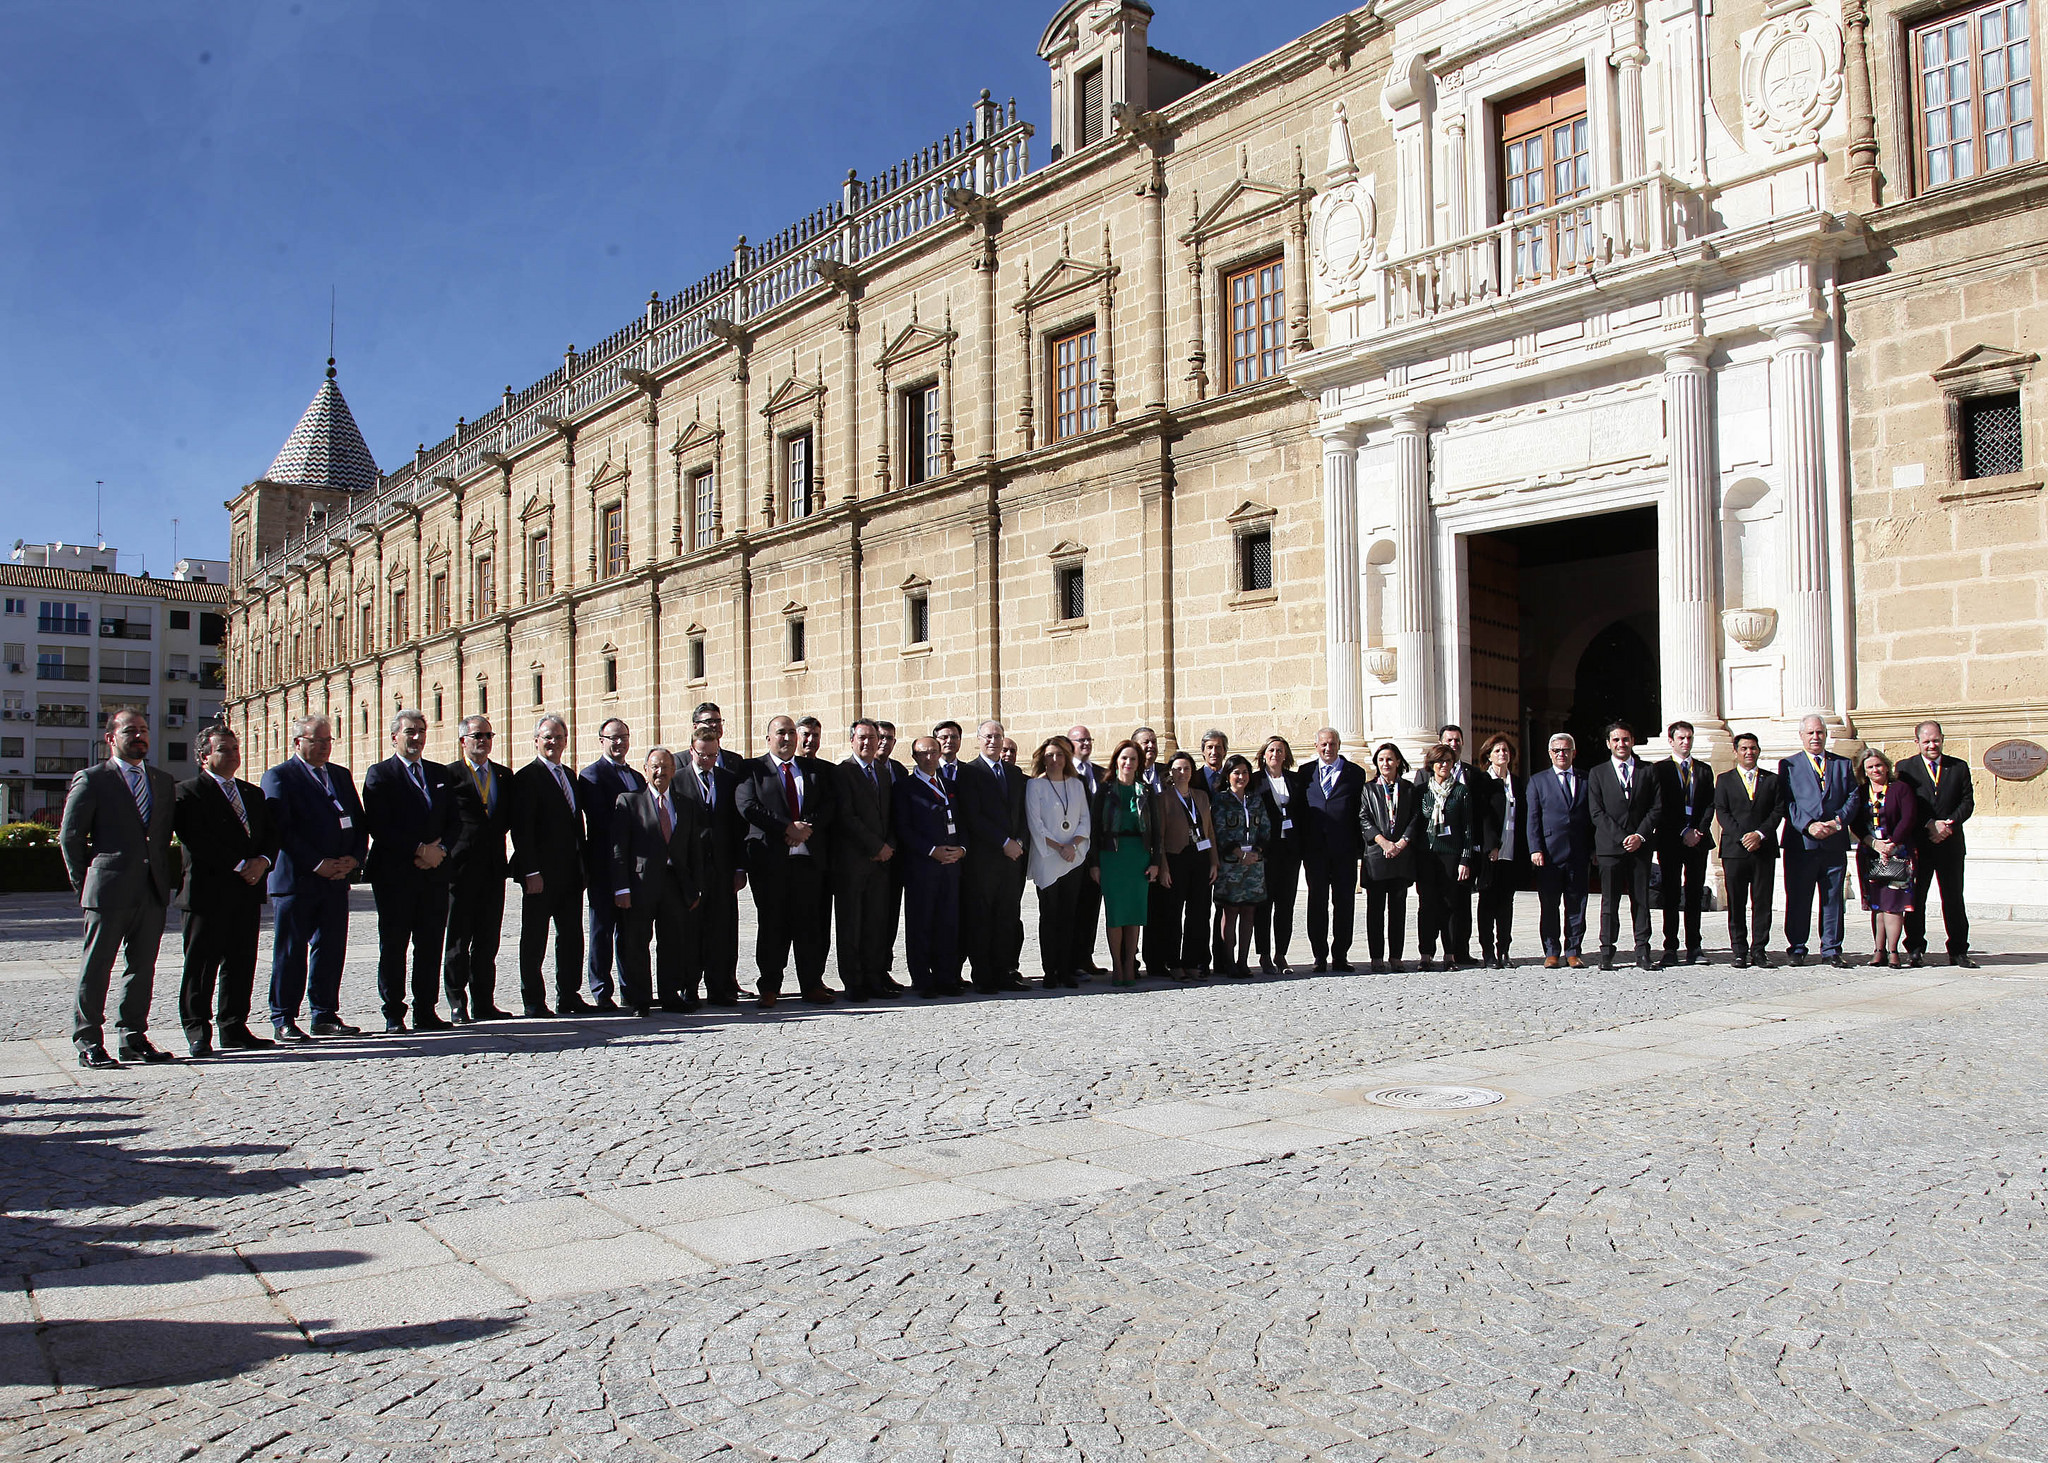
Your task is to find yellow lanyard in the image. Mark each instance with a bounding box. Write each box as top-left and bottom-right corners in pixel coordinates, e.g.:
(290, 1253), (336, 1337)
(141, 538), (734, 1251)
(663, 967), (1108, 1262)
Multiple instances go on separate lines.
(1739, 768), (1756, 798)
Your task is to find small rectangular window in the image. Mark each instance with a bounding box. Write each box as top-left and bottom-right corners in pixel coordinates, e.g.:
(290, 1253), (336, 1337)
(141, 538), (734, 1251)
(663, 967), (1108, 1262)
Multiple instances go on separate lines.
(1078, 63), (1105, 147)
(475, 555), (495, 617)
(1961, 391), (2024, 477)
(786, 434), (815, 521)
(530, 530), (553, 597)
(389, 589), (407, 648)
(907, 591), (930, 646)
(1239, 529), (1274, 592)
(1914, 0), (2037, 189)
(691, 468), (716, 549)
(788, 617), (807, 665)
(1053, 325), (1098, 440)
(603, 503), (627, 577)
(903, 383), (941, 486)
(1056, 564), (1086, 622)
(432, 691), (443, 723)
(2, 599), (23, 615)
(359, 605), (373, 655)
(199, 612), (224, 646)
(169, 610), (190, 630)
(477, 680), (489, 715)
(531, 671), (544, 707)
(1226, 258), (1287, 388)
(604, 655), (618, 694)
(688, 635), (706, 682)
(430, 573), (449, 633)
(0, 737), (21, 759)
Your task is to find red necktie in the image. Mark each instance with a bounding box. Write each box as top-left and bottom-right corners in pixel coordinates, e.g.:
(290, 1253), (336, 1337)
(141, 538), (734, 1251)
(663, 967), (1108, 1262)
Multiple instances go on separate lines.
(781, 760), (800, 817)
(657, 795), (672, 841)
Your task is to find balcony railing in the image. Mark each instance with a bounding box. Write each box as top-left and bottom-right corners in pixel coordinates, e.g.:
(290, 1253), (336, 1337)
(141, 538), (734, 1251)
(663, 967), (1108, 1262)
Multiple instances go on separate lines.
(37, 616), (89, 636)
(34, 756), (87, 776)
(1377, 171), (1697, 330)
(36, 665), (88, 682)
(99, 667), (151, 686)
(99, 620), (153, 640)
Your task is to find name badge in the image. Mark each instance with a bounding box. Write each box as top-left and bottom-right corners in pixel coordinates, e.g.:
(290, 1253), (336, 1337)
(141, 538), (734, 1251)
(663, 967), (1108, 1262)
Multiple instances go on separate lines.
(1194, 836), (1212, 852)
(338, 815), (353, 829)
(944, 818), (956, 837)
(1280, 817), (1292, 832)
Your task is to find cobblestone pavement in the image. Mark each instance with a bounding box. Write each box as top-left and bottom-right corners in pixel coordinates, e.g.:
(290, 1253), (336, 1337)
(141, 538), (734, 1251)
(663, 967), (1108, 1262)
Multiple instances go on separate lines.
(2, 888), (2044, 1460)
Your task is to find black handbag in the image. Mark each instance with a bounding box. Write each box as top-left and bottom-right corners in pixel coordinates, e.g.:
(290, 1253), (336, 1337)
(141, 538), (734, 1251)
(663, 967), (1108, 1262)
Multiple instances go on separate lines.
(1868, 850), (1910, 885)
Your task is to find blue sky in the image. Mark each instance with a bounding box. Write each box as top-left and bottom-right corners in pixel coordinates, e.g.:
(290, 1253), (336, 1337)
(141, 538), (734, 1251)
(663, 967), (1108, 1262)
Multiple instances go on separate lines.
(0, 1), (1337, 572)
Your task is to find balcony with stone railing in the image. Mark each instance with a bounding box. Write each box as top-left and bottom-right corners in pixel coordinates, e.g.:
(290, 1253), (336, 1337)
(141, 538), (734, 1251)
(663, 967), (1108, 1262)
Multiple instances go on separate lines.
(249, 93), (1032, 588)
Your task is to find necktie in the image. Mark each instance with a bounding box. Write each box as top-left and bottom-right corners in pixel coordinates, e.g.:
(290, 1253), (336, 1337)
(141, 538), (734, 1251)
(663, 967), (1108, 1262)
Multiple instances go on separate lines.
(220, 776), (249, 833)
(657, 794), (672, 841)
(1928, 757), (1942, 788)
(1322, 763), (1336, 795)
(942, 762), (956, 784)
(470, 760), (493, 812)
(699, 769), (714, 807)
(1562, 771), (1573, 801)
(552, 762), (574, 808)
(1740, 768), (1756, 798)
(314, 763), (334, 799)
(867, 761), (879, 792)
(126, 763), (151, 826)
(781, 759), (800, 817)
(1620, 761), (1632, 795)
(1679, 760), (1692, 815)
(409, 760), (430, 804)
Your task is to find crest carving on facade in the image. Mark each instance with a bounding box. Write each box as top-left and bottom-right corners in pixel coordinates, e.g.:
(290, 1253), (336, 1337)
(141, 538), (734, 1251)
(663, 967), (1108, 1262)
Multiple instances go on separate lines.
(1310, 103), (1377, 308)
(1741, 7), (1845, 152)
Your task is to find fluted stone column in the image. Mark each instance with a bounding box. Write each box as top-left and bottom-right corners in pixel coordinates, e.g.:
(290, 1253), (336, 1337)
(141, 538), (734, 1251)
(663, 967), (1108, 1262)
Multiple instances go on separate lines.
(1771, 322), (1833, 719)
(1320, 425), (1364, 743)
(1660, 344), (1723, 732)
(1390, 407), (1436, 745)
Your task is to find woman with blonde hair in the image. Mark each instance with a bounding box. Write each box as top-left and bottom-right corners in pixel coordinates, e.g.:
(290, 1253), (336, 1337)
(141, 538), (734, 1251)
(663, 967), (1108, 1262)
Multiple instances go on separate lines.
(1026, 735), (1092, 989)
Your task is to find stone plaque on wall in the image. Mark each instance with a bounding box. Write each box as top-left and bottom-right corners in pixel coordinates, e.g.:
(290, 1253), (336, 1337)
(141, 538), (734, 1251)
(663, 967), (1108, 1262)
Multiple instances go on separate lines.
(1437, 393), (1662, 495)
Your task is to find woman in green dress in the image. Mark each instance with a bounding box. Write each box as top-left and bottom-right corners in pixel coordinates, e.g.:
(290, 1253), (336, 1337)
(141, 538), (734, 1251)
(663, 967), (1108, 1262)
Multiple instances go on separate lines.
(1090, 740), (1157, 986)
(1210, 754), (1272, 979)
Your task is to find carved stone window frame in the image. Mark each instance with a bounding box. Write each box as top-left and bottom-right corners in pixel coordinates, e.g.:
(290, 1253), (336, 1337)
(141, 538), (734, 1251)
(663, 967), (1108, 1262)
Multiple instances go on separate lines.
(1180, 154), (1312, 400)
(684, 621), (709, 686)
(875, 307), (958, 491)
(760, 369), (828, 529)
(670, 413), (725, 555)
(1225, 499), (1281, 608)
(1015, 229), (1120, 451)
(899, 572), (934, 653)
(1932, 343), (2039, 487)
(780, 599), (809, 671)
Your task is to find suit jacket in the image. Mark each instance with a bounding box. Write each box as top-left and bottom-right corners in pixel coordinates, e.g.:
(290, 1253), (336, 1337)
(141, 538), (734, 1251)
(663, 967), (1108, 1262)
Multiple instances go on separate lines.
(173, 772), (277, 912)
(1151, 785), (1217, 860)
(1588, 758), (1663, 859)
(1255, 770), (1303, 859)
(955, 755), (1027, 857)
(61, 759), (180, 911)
(1778, 750), (1855, 854)
(1652, 757), (1715, 848)
(1524, 765), (1593, 868)
(510, 758), (586, 889)
(579, 757), (645, 885)
(1712, 767), (1784, 861)
(1358, 775), (1424, 882)
(1300, 757), (1368, 864)
(734, 753), (838, 870)
(893, 769), (964, 864)
(443, 757), (513, 881)
(1894, 753), (1974, 854)
(261, 756), (369, 897)
(1472, 772), (1530, 867)
(610, 786), (705, 904)
(1847, 778), (1919, 850)
(832, 756), (895, 883)
(1197, 764), (1230, 800)
(675, 759), (746, 884)
(362, 754), (458, 884)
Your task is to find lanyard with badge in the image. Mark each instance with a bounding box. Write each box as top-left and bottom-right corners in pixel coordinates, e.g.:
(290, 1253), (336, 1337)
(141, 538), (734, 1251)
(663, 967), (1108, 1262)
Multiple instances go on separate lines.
(1178, 792), (1210, 852)
(1272, 775), (1292, 833)
(302, 759), (351, 829)
(928, 773), (956, 839)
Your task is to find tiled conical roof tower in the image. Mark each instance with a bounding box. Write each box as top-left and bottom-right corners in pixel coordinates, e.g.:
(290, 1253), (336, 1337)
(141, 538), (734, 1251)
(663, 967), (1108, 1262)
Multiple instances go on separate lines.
(264, 358), (379, 494)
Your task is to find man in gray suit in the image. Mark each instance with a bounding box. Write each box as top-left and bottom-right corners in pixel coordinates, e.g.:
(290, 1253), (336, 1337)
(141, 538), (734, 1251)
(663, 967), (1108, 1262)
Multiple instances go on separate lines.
(60, 706), (182, 1068)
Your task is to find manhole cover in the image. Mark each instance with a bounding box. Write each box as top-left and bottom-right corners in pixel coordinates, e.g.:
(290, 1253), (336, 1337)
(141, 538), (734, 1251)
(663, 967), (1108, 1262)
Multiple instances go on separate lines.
(1362, 1085), (1506, 1110)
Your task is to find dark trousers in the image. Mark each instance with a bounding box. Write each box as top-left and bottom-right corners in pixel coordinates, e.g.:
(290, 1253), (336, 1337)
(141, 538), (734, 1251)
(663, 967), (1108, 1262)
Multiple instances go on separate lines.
(1143, 879), (1175, 975)
(1536, 858), (1589, 957)
(1905, 846), (1969, 956)
(1304, 855), (1358, 965)
(1037, 868), (1088, 980)
(751, 856), (831, 997)
(882, 866), (905, 977)
(179, 896), (260, 1038)
(1073, 862), (1104, 970)
(518, 879), (586, 1009)
(1782, 849), (1848, 958)
(963, 851), (1025, 990)
(1256, 848), (1301, 964)
(1416, 852), (1469, 960)
(1476, 865), (1516, 960)
(1723, 854), (1776, 957)
(904, 862), (963, 993)
(1364, 878), (1408, 963)
(443, 870), (506, 1013)
(834, 863), (894, 996)
(1598, 851), (1654, 956)
(374, 876), (449, 1023)
(75, 896), (167, 1051)
(687, 881), (742, 1003)
(585, 889), (629, 1002)
(617, 889), (681, 1009)
(269, 882), (350, 1026)
(1163, 847), (1212, 971)
(1657, 838), (1711, 952)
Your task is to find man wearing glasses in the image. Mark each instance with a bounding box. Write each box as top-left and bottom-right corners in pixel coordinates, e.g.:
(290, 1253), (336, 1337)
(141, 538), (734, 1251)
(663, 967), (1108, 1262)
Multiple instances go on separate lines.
(443, 716), (514, 1021)
(579, 718), (642, 1012)
(261, 714), (368, 1041)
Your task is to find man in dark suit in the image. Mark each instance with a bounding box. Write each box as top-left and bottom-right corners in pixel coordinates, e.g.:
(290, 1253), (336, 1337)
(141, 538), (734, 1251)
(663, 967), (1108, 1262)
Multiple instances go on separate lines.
(933, 719), (965, 786)
(60, 707), (182, 1068)
(1653, 720), (1715, 965)
(1712, 732), (1784, 968)
(895, 736), (967, 997)
(676, 726), (747, 1005)
(1414, 723), (1479, 964)
(1525, 732), (1594, 968)
(875, 720), (910, 979)
(1779, 714), (1855, 968)
(1068, 723), (1106, 975)
(692, 703), (750, 777)
(1131, 724), (1174, 976)
(1300, 727), (1366, 972)
(610, 746), (704, 1015)
(263, 714), (368, 1042)
(511, 713), (592, 1016)
(172, 724), (277, 1057)
(1588, 721), (1663, 970)
(1897, 719), (1977, 968)
(579, 718), (643, 1012)
(833, 718), (901, 1001)
(956, 718), (1030, 992)
(442, 715), (513, 1021)
(362, 709), (457, 1033)
(735, 714), (838, 1005)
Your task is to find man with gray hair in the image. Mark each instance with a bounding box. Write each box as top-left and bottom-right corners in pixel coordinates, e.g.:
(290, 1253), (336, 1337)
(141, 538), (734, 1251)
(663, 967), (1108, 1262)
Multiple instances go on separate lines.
(362, 708), (457, 1032)
(512, 713), (593, 1016)
(262, 713), (368, 1040)
(172, 723), (276, 1057)
(1778, 714), (1855, 968)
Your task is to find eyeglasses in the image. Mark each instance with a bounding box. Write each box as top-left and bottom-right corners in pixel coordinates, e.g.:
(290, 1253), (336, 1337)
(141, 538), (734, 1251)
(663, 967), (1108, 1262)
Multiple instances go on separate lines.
(466, 732), (495, 741)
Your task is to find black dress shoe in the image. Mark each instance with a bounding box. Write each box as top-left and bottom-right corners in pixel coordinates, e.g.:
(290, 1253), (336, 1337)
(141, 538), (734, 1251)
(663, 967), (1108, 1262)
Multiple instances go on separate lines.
(707, 996), (742, 1008)
(470, 1006), (512, 1021)
(274, 1023), (312, 1044)
(1828, 954), (1854, 969)
(1599, 954), (1617, 971)
(78, 1046), (121, 1070)
(1752, 954), (1773, 969)
(413, 1013), (454, 1032)
(1952, 953), (1979, 969)
(556, 995), (595, 1015)
(448, 1003), (471, 1024)
(384, 1020), (409, 1034)
(660, 1000), (689, 1013)
(1731, 956), (1750, 970)
(634, 1004), (654, 1019)
(1788, 953), (1807, 967)
(1333, 962), (1355, 973)
(310, 1020), (360, 1036)
(522, 1005), (553, 1018)
(593, 996), (621, 1013)
(801, 989), (837, 1005)
(1312, 959), (1328, 972)
(117, 1039), (179, 1064)
(871, 985), (904, 1000)
(184, 1028), (213, 1059)
(1907, 952), (1926, 968)
(218, 1026), (275, 1050)
(917, 989), (943, 1000)
(1686, 949), (1704, 966)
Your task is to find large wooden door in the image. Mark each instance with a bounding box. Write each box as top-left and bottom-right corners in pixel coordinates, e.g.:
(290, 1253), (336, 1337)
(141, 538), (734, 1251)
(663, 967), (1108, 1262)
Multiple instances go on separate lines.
(1468, 534), (1520, 751)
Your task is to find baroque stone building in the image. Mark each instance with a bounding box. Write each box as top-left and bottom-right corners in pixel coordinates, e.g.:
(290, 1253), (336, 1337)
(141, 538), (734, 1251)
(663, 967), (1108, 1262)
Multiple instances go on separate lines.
(225, 0), (2047, 904)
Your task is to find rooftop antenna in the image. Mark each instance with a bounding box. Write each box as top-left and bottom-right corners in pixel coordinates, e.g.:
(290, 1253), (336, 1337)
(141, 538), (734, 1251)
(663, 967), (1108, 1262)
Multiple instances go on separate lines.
(95, 481), (103, 546)
(172, 517), (180, 563)
(330, 286), (336, 361)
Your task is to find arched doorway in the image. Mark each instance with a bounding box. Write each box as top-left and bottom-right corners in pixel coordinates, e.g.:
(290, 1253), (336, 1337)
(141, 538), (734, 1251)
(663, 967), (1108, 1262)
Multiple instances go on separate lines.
(1567, 619), (1661, 755)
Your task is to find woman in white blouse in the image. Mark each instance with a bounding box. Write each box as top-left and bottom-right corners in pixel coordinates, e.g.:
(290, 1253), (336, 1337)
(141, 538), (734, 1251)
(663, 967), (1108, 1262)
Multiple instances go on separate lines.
(1026, 735), (1094, 989)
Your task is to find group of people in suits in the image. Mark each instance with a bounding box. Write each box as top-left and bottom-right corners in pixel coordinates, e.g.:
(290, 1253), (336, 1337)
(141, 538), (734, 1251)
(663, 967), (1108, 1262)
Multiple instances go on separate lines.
(56, 697), (1981, 1069)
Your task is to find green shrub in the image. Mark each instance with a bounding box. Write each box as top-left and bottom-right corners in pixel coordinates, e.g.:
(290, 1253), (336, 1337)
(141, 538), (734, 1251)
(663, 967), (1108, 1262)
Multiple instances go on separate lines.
(0, 822), (57, 849)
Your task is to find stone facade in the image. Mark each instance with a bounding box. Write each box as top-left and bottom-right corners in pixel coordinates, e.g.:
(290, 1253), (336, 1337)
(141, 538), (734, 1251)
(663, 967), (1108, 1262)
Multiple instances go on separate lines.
(224, 0), (2047, 901)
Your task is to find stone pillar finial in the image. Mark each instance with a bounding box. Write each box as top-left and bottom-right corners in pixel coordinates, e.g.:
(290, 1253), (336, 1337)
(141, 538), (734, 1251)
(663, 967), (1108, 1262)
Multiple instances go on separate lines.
(1327, 101), (1359, 185)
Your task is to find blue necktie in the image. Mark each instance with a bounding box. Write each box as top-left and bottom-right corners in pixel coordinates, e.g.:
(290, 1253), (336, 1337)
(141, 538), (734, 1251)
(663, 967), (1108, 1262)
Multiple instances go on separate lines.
(126, 763), (151, 826)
